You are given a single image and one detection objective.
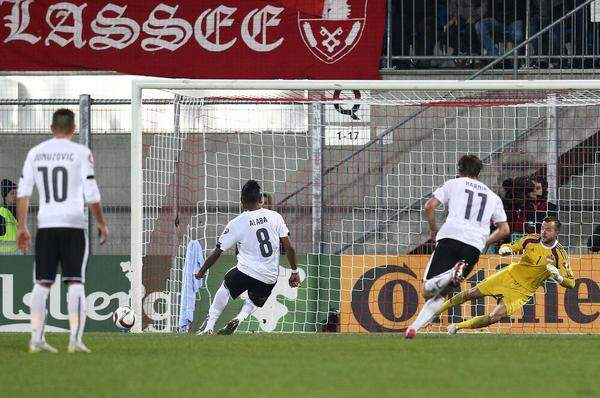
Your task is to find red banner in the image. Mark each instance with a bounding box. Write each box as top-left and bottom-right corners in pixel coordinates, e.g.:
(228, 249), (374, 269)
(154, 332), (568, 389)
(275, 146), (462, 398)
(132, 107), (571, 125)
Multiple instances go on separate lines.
(0, 0), (385, 79)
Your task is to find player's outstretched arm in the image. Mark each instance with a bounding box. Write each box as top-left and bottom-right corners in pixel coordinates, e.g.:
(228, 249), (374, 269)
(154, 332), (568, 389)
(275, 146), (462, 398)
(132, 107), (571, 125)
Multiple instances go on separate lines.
(499, 234), (532, 255)
(83, 152), (108, 244)
(16, 151), (34, 253)
(281, 237), (300, 287)
(486, 221), (510, 249)
(16, 196), (31, 253)
(558, 266), (575, 289)
(547, 252), (575, 289)
(423, 197), (441, 240)
(195, 247), (223, 280)
(90, 202), (109, 245)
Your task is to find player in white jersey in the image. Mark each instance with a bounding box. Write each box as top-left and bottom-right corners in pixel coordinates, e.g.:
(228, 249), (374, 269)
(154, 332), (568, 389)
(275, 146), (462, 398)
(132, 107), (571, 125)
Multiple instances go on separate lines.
(16, 109), (109, 353)
(405, 155), (509, 338)
(195, 180), (300, 335)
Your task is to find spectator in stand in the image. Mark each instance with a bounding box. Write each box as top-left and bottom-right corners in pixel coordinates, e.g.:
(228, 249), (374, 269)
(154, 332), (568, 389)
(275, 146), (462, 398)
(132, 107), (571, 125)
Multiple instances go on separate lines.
(565, 0), (600, 68)
(444, 0), (484, 67)
(588, 224), (600, 252)
(534, 0), (599, 68)
(476, 0), (527, 61)
(501, 176), (533, 236)
(523, 178), (558, 234)
(529, 0), (562, 67)
(392, 0), (437, 68)
(502, 176), (558, 237)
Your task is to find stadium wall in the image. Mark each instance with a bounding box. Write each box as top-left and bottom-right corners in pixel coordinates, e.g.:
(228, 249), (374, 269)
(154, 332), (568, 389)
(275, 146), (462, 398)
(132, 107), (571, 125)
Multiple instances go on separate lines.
(341, 255), (600, 334)
(2, 254), (598, 333)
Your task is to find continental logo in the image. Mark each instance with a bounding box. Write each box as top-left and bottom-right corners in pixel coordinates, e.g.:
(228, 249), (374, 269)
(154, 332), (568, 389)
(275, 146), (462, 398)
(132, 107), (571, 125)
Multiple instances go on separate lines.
(350, 264), (419, 332)
(340, 255), (600, 334)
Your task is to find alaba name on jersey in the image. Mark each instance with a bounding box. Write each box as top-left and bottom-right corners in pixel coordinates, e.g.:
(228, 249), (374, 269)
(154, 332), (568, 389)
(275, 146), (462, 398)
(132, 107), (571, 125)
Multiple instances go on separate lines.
(218, 208), (289, 285)
(17, 138), (101, 229)
(434, 177), (507, 251)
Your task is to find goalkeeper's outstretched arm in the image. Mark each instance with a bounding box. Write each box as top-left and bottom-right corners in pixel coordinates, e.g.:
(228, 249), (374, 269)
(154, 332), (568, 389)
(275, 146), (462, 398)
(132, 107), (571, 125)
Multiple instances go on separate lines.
(499, 233), (536, 255)
(558, 265), (575, 289)
(195, 247), (223, 280)
(555, 250), (575, 289)
(546, 263), (575, 289)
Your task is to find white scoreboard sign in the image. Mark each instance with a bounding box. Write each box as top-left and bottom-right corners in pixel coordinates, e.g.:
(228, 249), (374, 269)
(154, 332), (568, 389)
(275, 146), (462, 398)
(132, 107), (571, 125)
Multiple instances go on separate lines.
(324, 90), (391, 146)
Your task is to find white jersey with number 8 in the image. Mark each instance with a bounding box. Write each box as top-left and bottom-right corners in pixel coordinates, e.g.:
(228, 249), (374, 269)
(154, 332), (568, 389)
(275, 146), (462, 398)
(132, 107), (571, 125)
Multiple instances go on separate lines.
(218, 208), (289, 284)
(433, 177), (507, 252)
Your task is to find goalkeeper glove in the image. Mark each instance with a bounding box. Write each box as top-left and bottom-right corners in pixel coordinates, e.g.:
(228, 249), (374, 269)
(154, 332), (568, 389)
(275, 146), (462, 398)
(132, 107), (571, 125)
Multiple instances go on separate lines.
(546, 264), (564, 284)
(498, 245), (512, 255)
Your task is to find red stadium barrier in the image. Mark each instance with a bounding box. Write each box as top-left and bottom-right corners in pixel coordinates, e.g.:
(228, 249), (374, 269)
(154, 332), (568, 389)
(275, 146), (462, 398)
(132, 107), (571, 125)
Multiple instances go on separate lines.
(0, 0), (384, 79)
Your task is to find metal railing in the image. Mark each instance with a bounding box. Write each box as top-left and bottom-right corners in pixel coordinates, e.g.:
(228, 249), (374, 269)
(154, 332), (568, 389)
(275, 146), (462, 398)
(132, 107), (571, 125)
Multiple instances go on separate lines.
(382, 0), (600, 77)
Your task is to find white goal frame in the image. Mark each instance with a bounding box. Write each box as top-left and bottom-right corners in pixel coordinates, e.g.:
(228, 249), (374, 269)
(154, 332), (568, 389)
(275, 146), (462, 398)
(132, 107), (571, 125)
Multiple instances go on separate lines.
(130, 79), (600, 333)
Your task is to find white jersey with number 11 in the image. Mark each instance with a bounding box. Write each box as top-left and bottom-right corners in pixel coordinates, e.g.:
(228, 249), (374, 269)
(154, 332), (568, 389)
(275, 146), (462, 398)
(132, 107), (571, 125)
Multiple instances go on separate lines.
(433, 177), (507, 252)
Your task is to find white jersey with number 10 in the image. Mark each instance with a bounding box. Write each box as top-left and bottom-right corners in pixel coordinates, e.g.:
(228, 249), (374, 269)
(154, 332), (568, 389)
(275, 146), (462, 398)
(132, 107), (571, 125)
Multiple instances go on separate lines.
(433, 177), (507, 252)
(17, 138), (101, 230)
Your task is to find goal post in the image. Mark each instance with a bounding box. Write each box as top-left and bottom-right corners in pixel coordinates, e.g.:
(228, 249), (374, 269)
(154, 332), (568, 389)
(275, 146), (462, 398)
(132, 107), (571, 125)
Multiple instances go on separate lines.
(130, 85), (143, 333)
(131, 80), (600, 334)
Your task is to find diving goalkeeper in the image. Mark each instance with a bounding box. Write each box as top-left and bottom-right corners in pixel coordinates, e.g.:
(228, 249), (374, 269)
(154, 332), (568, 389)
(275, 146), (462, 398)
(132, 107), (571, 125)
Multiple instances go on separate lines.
(436, 216), (574, 333)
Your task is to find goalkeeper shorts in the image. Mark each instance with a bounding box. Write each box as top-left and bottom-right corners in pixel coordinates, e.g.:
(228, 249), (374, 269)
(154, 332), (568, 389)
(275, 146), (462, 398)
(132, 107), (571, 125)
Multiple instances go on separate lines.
(477, 269), (532, 316)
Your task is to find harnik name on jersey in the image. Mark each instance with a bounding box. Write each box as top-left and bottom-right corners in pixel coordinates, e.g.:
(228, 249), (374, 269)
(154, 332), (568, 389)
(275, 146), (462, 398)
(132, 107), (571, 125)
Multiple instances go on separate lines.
(465, 180), (486, 191)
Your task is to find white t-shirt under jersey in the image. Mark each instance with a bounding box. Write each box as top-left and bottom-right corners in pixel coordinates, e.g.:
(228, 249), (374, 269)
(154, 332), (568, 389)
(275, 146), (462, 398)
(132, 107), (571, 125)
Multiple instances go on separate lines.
(433, 177), (507, 252)
(17, 138), (101, 229)
(217, 208), (289, 284)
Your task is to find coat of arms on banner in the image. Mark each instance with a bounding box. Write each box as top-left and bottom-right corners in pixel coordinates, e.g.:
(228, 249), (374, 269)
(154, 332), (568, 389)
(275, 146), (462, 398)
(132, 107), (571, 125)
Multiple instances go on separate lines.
(298, 0), (367, 64)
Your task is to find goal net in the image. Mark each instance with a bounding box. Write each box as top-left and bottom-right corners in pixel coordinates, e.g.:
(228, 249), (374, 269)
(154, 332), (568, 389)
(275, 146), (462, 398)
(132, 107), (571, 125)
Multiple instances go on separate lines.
(132, 81), (600, 334)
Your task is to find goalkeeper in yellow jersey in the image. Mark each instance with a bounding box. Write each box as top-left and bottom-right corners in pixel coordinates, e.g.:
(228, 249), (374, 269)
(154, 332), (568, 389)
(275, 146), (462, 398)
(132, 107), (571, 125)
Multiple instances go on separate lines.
(435, 216), (575, 333)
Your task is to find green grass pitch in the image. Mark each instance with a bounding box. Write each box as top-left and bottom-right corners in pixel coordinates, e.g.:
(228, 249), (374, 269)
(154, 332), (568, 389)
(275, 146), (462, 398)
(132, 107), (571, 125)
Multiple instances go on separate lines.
(1, 333), (598, 398)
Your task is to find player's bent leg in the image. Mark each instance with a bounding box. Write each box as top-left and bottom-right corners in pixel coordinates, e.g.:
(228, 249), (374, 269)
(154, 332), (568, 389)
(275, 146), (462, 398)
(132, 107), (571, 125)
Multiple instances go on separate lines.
(450, 260), (468, 286)
(448, 301), (506, 334)
(423, 260), (468, 297)
(217, 297), (258, 335)
(201, 282), (231, 334)
(449, 315), (492, 333)
(66, 281), (91, 353)
(236, 298), (257, 322)
(436, 287), (483, 317)
(422, 270), (452, 298)
(405, 295), (445, 338)
(488, 301), (508, 324)
(217, 319), (240, 335)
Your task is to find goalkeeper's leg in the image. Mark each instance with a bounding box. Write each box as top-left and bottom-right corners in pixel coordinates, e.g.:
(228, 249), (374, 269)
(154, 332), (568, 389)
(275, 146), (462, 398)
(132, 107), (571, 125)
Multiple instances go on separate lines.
(435, 287), (483, 317)
(448, 301), (507, 333)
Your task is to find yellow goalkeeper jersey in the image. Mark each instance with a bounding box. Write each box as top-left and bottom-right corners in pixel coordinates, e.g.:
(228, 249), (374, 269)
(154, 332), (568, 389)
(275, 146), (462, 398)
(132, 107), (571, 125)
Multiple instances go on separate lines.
(500, 234), (575, 295)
